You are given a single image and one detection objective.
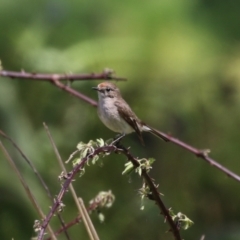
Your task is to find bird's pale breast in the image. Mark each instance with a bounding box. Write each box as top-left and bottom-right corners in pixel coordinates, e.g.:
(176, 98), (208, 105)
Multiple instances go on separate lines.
(98, 98), (134, 134)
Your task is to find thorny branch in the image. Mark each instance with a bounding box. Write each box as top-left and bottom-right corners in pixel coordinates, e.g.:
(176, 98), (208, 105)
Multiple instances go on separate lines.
(1, 69), (240, 182)
(152, 130), (240, 182)
(37, 144), (182, 240)
(37, 145), (115, 240)
(2, 68), (240, 239)
(0, 130), (71, 240)
(46, 191), (114, 240)
(0, 69), (125, 107)
(0, 69), (126, 81)
(118, 145), (182, 240)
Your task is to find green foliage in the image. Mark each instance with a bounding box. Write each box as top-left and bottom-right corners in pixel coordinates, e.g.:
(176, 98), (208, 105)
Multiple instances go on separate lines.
(67, 139), (106, 165)
(89, 190), (115, 223)
(170, 210), (194, 230)
(122, 157), (155, 176)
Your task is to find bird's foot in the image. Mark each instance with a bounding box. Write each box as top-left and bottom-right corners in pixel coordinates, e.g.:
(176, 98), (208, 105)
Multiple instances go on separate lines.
(111, 133), (125, 146)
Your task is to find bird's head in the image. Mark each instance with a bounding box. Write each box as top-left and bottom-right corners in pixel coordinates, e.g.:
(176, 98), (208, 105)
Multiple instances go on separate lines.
(92, 82), (121, 99)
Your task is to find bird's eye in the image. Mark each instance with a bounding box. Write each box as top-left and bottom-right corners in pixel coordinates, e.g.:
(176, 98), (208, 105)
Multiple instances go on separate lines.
(106, 87), (111, 92)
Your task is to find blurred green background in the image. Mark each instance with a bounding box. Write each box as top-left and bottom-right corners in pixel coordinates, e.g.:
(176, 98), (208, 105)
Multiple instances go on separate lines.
(1, 0), (240, 239)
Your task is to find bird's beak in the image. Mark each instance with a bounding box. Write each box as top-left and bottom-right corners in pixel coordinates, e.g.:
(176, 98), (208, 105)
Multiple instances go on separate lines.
(92, 87), (99, 91)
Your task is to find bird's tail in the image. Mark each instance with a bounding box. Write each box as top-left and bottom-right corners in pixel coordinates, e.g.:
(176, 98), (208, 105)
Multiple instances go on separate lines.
(142, 124), (168, 142)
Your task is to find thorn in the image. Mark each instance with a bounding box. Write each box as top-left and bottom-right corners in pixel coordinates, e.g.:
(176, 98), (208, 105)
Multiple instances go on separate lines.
(196, 149), (211, 158)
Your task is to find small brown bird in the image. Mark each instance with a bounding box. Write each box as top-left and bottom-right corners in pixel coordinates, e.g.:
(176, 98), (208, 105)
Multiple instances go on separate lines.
(92, 82), (166, 144)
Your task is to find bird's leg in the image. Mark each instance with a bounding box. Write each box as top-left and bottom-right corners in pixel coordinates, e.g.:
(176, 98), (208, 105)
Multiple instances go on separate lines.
(111, 133), (125, 146)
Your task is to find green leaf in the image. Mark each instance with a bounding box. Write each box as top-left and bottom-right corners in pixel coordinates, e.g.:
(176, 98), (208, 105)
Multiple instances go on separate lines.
(122, 162), (134, 175)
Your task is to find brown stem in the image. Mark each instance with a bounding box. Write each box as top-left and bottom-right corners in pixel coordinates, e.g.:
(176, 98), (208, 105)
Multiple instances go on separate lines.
(154, 130), (240, 182)
(0, 69), (126, 81)
(37, 144), (181, 240)
(118, 145), (182, 240)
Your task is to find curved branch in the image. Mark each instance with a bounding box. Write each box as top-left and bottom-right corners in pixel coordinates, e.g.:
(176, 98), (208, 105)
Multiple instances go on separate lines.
(37, 144), (181, 240)
(0, 130), (71, 240)
(118, 145), (181, 240)
(37, 145), (117, 240)
(1, 69), (240, 182)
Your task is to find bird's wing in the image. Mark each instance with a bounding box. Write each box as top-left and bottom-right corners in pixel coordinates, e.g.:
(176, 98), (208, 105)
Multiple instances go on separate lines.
(115, 101), (144, 145)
